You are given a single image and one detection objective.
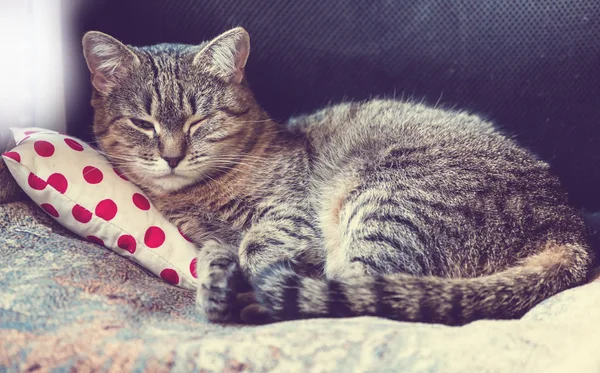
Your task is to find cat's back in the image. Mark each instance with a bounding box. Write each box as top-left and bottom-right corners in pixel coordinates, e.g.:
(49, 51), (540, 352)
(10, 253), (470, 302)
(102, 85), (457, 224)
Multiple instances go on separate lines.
(290, 99), (502, 153)
(290, 99), (535, 178)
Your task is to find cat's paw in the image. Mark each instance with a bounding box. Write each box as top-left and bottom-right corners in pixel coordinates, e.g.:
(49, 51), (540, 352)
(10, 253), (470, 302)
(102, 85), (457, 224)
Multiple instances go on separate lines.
(239, 302), (272, 325)
(195, 240), (239, 322)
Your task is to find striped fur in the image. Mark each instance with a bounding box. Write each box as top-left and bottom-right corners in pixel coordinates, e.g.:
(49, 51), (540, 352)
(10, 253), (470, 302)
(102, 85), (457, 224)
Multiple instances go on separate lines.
(83, 28), (592, 324)
(255, 243), (589, 324)
(0, 129), (25, 204)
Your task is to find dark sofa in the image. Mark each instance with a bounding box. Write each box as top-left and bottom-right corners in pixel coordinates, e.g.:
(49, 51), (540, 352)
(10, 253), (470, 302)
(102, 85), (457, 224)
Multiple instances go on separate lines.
(66, 0), (600, 212)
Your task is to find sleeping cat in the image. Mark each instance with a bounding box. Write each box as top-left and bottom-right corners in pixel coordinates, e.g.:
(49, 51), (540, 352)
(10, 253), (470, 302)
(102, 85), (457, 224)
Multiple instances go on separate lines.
(82, 27), (592, 325)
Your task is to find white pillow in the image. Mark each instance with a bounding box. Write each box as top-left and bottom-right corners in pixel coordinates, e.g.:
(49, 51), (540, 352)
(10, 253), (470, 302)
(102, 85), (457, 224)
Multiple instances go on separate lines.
(2, 128), (198, 290)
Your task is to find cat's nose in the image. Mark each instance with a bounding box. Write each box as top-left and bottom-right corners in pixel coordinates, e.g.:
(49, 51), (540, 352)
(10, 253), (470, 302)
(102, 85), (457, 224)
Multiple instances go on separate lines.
(163, 155), (183, 169)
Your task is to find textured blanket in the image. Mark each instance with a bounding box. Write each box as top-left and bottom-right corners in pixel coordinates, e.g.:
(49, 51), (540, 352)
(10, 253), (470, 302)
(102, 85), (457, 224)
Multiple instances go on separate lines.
(1, 201), (600, 373)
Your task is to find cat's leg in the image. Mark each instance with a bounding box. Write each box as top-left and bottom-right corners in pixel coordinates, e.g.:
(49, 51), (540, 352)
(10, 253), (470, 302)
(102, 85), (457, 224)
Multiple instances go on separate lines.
(238, 213), (320, 282)
(323, 186), (432, 281)
(236, 205), (321, 322)
(195, 239), (241, 322)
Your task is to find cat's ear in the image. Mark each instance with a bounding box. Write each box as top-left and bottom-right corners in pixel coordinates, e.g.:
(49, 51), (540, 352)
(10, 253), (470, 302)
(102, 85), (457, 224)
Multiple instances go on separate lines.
(193, 27), (250, 84)
(82, 31), (139, 95)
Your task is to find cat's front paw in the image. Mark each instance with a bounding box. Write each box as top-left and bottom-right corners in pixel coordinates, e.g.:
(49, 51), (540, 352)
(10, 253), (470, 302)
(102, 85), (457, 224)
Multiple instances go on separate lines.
(234, 291), (272, 324)
(195, 240), (239, 322)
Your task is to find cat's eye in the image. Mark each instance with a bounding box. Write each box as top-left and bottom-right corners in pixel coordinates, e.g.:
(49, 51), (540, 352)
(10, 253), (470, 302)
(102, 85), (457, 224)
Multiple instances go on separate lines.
(188, 115), (211, 132)
(130, 118), (155, 131)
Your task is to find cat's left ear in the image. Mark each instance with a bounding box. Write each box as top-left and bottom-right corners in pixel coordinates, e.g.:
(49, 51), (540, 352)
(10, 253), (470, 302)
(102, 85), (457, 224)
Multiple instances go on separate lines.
(193, 27), (250, 84)
(82, 31), (140, 95)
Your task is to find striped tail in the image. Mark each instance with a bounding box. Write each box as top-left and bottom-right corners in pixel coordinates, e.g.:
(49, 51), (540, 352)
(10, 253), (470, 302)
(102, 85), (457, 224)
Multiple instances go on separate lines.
(253, 243), (590, 325)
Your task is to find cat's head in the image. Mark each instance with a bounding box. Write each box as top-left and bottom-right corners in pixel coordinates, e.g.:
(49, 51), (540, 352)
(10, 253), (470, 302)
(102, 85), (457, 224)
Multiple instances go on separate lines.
(82, 28), (264, 193)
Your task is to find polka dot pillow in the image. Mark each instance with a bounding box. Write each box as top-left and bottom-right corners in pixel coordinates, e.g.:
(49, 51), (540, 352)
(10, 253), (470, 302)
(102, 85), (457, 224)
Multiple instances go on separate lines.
(1, 128), (198, 290)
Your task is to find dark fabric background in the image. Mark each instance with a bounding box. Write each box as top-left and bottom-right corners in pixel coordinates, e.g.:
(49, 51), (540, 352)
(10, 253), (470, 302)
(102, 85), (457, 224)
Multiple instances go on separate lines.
(65, 0), (600, 211)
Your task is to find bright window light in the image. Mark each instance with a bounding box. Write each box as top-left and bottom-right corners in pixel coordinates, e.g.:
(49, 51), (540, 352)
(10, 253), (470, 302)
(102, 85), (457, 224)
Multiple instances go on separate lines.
(0, 0), (66, 133)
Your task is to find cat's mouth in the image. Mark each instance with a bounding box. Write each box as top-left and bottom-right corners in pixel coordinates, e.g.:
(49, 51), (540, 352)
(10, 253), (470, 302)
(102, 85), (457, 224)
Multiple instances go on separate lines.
(133, 164), (204, 192)
(152, 172), (193, 191)
(157, 169), (188, 179)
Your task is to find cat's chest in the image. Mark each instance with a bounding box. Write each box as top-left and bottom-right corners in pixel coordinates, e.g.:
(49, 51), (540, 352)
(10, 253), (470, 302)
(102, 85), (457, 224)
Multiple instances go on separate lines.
(150, 190), (250, 242)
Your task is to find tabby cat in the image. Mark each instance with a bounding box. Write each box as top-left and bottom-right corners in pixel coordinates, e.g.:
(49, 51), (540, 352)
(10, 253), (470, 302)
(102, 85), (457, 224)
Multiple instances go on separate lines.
(82, 27), (592, 325)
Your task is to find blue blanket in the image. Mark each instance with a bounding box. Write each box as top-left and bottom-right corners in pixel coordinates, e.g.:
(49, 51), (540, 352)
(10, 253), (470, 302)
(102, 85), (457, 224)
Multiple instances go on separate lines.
(1, 201), (599, 372)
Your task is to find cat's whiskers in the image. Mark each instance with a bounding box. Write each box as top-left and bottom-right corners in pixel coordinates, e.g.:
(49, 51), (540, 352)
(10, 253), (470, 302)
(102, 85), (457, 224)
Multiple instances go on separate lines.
(96, 150), (140, 162)
(96, 150), (158, 169)
(186, 157), (271, 170)
(210, 162), (261, 172)
(212, 158), (269, 166)
(234, 119), (274, 124)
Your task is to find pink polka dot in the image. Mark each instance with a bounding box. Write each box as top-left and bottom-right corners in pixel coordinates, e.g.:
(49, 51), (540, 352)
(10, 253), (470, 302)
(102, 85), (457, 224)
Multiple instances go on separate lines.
(47, 173), (68, 194)
(72, 204), (92, 223)
(160, 268), (180, 285)
(95, 199), (118, 221)
(132, 193), (150, 211)
(2, 152), (20, 163)
(64, 138), (84, 151)
(27, 173), (47, 190)
(83, 166), (103, 184)
(179, 229), (193, 243)
(24, 130), (39, 135)
(87, 235), (104, 246)
(17, 136), (30, 145)
(34, 140), (55, 157)
(117, 234), (137, 254)
(40, 203), (59, 218)
(144, 226), (165, 248)
(113, 167), (128, 181)
(190, 258), (198, 278)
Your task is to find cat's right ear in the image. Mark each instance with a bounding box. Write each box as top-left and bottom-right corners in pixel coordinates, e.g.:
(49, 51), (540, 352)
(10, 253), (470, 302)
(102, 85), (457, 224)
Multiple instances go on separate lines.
(82, 31), (139, 95)
(193, 27), (250, 84)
